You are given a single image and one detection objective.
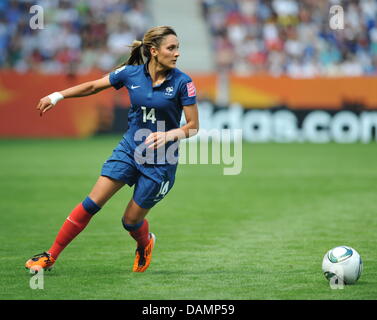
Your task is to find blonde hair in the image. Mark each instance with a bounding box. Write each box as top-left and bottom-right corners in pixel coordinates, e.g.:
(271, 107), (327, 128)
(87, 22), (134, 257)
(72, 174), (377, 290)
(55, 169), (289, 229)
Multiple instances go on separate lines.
(116, 26), (177, 68)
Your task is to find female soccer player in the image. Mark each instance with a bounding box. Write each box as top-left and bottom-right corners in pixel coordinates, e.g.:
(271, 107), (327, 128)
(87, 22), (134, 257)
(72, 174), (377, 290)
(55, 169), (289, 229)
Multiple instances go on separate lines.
(25, 26), (199, 273)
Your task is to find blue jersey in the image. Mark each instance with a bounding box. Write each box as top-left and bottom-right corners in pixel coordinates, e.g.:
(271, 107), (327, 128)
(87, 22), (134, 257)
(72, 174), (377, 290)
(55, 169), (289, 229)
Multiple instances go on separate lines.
(109, 63), (197, 164)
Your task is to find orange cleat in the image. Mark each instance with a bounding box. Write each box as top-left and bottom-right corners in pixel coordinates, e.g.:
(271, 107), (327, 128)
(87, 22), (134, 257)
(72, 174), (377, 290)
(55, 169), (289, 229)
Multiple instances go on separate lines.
(25, 252), (55, 272)
(133, 233), (156, 272)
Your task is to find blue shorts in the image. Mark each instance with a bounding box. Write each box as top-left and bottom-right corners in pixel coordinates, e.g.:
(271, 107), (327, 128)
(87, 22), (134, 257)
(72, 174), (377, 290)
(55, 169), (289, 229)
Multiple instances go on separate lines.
(101, 140), (177, 209)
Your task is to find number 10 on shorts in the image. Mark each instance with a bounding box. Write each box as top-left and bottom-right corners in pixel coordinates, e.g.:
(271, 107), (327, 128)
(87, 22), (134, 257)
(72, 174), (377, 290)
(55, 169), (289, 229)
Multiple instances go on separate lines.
(155, 181), (170, 199)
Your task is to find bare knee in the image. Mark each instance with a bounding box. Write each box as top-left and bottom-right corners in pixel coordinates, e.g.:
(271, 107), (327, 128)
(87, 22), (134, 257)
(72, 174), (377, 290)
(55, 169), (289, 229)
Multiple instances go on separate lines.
(123, 200), (149, 225)
(89, 176), (125, 207)
(123, 216), (140, 225)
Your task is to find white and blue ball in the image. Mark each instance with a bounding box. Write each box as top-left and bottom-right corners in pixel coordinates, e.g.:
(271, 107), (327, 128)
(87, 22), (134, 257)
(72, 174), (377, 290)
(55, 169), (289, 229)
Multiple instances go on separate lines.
(322, 246), (363, 284)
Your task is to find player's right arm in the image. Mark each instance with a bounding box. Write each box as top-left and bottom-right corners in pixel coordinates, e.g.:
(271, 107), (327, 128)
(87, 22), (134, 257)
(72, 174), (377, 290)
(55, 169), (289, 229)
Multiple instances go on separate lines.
(37, 75), (112, 117)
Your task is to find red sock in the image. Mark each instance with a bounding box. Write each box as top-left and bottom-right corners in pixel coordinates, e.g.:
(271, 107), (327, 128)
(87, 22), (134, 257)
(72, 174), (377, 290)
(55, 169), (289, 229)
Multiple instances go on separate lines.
(129, 219), (150, 248)
(48, 203), (93, 259)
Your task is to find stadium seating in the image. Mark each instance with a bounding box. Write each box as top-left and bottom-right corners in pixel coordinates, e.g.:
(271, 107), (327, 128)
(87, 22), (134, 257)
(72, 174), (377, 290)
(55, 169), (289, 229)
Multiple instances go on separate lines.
(200, 0), (377, 77)
(1, 0), (376, 77)
(0, 0), (151, 74)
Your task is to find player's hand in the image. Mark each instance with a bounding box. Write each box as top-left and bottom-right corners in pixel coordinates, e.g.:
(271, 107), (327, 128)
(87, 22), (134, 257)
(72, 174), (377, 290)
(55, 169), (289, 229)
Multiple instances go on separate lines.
(36, 96), (54, 117)
(145, 132), (169, 149)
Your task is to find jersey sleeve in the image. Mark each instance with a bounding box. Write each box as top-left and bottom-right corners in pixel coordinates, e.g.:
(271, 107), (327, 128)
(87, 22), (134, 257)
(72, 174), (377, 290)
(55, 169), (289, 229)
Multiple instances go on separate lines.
(109, 65), (128, 90)
(179, 77), (197, 106)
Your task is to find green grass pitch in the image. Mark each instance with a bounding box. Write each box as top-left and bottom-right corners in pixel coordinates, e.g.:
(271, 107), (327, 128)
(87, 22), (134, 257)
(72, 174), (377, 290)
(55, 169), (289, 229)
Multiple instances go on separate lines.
(0, 136), (376, 300)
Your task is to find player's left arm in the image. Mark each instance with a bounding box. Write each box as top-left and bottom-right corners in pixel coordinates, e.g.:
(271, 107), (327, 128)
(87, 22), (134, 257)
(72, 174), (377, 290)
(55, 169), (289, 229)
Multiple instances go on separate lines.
(145, 104), (199, 149)
(168, 104), (199, 140)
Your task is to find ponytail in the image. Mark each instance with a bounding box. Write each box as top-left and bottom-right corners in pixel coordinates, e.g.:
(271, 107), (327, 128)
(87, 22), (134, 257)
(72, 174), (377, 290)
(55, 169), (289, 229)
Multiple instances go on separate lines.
(114, 40), (144, 70)
(126, 40), (144, 66)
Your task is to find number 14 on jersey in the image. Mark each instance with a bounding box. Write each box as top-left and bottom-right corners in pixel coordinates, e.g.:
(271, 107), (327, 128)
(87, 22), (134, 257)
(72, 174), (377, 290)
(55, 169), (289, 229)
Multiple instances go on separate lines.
(141, 106), (156, 124)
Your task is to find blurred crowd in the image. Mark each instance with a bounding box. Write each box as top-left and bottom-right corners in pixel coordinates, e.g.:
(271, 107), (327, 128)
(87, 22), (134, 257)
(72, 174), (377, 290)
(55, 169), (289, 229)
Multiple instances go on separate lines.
(1, 0), (377, 77)
(0, 0), (150, 74)
(201, 0), (377, 77)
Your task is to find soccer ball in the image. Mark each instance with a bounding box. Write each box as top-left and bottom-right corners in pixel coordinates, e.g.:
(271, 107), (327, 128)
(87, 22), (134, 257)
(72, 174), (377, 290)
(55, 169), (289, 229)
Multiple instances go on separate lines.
(322, 246), (363, 285)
